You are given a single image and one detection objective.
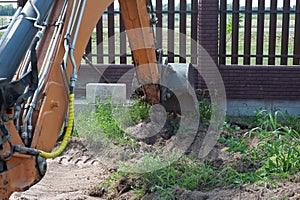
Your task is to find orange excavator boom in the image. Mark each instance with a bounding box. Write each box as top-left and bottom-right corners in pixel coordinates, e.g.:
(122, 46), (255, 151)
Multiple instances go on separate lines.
(0, 0), (160, 198)
(0, 0), (196, 198)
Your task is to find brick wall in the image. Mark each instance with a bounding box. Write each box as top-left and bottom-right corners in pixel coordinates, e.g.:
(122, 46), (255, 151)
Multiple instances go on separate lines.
(220, 66), (300, 100)
(77, 64), (134, 98)
(77, 64), (300, 101)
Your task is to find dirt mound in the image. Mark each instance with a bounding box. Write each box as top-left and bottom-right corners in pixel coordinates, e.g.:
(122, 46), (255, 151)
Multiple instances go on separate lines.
(173, 176), (300, 200)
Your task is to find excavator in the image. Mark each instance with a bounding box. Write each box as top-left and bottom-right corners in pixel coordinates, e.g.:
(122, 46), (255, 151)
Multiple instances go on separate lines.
(0, 0), (195, 198)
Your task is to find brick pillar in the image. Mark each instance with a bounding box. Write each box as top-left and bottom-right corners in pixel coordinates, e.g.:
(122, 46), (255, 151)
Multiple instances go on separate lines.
(198, 0), (219, 65)
(17, 0), (27, 7)
(195, 0), (219, 89)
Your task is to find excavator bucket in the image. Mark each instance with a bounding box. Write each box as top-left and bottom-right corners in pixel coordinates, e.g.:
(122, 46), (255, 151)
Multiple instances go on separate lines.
(159, 63), (197, 114)
(132, 62), (197, 114)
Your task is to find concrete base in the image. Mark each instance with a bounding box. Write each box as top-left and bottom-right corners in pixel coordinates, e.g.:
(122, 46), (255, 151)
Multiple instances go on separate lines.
(227, 100), (300, 116)
(74, 83), (127, 114)
(74, 99), (95, 114)
(86, 83), (126, 104)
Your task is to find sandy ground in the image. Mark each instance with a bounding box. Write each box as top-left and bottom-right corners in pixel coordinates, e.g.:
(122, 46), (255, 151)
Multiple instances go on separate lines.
(11, 160), (104, 200)
(9, 136), (300, 200)
(10, 139), (107, 200)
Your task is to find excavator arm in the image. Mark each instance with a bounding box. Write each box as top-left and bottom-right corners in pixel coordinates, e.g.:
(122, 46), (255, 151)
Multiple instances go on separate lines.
(0, 0), (161, 198)
(0, 0), (195, 198)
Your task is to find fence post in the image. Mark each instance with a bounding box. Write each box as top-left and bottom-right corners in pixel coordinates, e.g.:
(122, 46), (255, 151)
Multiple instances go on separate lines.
(197, 0), (219, 89)
(198, 0), (219, 65)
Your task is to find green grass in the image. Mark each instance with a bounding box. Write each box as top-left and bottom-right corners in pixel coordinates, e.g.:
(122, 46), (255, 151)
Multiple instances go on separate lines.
(74, 99), (150, 148)
(95, 108), (300, 199)
(103, 155), (274, 199)
(74, 95), (300, 199)
(222, 110), (300, 175)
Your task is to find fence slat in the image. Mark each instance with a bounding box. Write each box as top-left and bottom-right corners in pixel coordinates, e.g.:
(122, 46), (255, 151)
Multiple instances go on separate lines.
(231, 0), (239, 64)
(86, 0), (198, 65)
(85, 38), (92, 62)
(243, 0), (252, 65)
(293, 0), (300, 65)
(256, 0), (265, 65)
(281, 0), (290, 65)
(120, 12), (126, 64)
(96, 18), (103, 63)
(156, 0), (163, 49)
(268, 0), (277, 65)
(168, 0), (175, 63)
(219, 0), (227, 65)
(108, 3), (115, 64)
(180, 0), (186, 63)
(191, 0), (198, 64)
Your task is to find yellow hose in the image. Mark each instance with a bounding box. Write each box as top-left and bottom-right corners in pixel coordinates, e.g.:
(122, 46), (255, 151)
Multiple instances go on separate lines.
(39, 93), (74, 159)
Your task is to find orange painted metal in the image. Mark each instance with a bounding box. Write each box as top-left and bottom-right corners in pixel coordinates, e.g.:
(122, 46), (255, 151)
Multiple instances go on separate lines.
(119, 0), (160, 104)
(1, 0), (161, 198)
(2, 0), (114, 198)
(0, 112), (41, 198)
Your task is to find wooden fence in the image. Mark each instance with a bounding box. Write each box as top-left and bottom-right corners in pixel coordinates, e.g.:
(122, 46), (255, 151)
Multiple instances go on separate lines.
(219, 0), (300, 66)
(84, 0), (199, 65)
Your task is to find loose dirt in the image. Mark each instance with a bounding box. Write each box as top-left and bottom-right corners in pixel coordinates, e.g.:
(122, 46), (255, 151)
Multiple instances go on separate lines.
(10, 138), (107, 200)
(9, 133), (300, 200)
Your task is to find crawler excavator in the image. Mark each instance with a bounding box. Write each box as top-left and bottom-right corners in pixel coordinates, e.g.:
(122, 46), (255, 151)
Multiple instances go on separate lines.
(0, 0), (195, 198)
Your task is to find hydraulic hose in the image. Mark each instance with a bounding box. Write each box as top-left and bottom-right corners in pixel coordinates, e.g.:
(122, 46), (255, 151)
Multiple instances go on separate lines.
(39, 0), (86, 159)
(39, 93), (74, 159)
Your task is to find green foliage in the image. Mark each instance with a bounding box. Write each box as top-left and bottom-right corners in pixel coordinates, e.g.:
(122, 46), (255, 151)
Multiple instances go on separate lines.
(242, 110), (300, 176)
(75, 98), (151, 147)
(77, 100), (299, 198)
(74, 109), (105, 142)
(0, 5), (16, 16)
(249, 127), (300, 175)
(198, 98), (211, 123)
(197, 89), (212, 123)
(95, 101), (138, 147)
(117, 156), (219, 199)
(218, 136), (247, 153)
(254, 110), (285, 130)
(219, 121), (247, 153)
(129, 99), (150, 124)
(219, 110), (300, 188)
(97, 109), (300, 199)
(109, 155), (271, 199)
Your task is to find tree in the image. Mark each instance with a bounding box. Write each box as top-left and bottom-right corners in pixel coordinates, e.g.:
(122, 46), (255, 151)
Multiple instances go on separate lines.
(0, 5), (16, 16)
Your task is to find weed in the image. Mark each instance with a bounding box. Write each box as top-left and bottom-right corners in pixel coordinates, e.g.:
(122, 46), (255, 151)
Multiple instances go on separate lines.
(95, 101), (139, 147)
(129, 99), (150, 124)
(119, 150), (181, 173)
(77, 101), (299, 198)
(218, 136), (248, 153)
(123, 156), (219, 199)
(74, 100), (142, 148)
(198, 98), (212, 123)
(74, 109), (107, 143)
(110, 154), (274, 199)
(218, 110), (300, 188)
(219, 121), (247, 153)
(243, 111), (300, 177)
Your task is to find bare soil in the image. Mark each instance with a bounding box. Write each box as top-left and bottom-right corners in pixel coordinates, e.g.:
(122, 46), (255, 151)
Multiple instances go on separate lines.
(9, 133), (300, 200)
